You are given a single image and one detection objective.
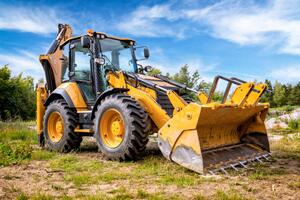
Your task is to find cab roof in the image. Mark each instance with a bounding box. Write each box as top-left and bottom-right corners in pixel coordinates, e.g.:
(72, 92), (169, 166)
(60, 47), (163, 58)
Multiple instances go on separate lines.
(60, 32), (136, 48)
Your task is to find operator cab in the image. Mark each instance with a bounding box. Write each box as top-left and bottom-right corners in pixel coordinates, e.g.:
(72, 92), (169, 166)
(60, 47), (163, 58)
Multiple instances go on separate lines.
(60, 32), (149, 107)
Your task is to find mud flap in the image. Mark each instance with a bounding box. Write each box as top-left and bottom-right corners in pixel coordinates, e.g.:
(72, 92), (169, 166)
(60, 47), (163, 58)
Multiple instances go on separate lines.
(157, 103), (270, 174)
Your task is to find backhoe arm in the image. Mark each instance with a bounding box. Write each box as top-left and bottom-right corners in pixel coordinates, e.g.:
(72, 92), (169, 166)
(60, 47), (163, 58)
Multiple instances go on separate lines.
(39, 24), (73, 91)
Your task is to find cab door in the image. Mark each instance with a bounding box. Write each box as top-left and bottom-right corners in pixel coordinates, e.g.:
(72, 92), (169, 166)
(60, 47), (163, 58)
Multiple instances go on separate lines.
(69, 39), (96, 105)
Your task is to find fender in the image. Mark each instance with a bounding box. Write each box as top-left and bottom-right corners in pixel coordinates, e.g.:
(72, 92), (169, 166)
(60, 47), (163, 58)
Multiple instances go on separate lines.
(91, 88), (128, 119)
(44, 88), (74, 108)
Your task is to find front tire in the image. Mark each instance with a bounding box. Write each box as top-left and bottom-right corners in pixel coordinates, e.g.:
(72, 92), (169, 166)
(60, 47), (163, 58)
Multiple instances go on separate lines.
(43, 99), (82, 152)
(93, 93), (150, 160)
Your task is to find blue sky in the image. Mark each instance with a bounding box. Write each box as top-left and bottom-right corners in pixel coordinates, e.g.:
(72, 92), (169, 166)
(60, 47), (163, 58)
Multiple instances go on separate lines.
(0, 0), (299, 84)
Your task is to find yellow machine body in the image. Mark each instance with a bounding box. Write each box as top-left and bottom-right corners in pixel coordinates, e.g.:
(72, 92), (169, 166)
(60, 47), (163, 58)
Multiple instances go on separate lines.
(37, 24), (270, 174)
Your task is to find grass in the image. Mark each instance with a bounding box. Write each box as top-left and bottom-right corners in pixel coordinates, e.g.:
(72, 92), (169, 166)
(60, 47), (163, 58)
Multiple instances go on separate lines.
(269, 105), (297, 115)
(1, 120), (300, 199)
(16, 193), (29, 200)
(271, 135), (300, 159)
(0, 142), (32, 167)
(246, 163), (286, 180)
(49, 154), (131, 186)
(62, 165), (130, 186)
(192, 194), (206, 200)
(64, 173), (99, 186)
(158, 173), (215, 187)
(15, 189), (183, 200)
(288, 181), (300, 189)
(0, 121), (35, 166)
(132, 156), (216, 187)
(31, 150), (57, 160)
(0, 121), (36, 143)
(159, 174), (197, 186)
(49, 154), (104, 172)
(16, 193), (55, 200)
(288, 119), (300, 130)
(214, 190), (248, 200)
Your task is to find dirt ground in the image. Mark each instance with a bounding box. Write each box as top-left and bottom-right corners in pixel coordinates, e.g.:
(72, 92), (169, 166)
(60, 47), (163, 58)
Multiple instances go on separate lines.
(0, 137), (299, 200)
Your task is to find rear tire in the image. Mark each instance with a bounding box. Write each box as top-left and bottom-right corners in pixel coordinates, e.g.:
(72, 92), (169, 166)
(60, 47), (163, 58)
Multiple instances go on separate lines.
(43, 99), (82, 152)
(93, 93), (150, 160)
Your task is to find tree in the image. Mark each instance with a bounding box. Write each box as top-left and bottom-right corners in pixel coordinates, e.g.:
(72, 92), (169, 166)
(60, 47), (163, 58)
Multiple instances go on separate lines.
(172, 64), (200, 89)
(147, 68), (161, 76)
(260, 79), (273, 105)
(272, 81), (286, 107)
(0, 65), (12, 119)
(0, 65), (36, 120)
(285, 84), (293, 106)
(289, 82), (300, 106)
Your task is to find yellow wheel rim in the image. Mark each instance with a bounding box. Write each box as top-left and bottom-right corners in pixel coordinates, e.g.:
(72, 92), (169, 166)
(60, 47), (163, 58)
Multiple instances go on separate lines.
(47, 111), (64, 143)
(100, 108), (125, 148)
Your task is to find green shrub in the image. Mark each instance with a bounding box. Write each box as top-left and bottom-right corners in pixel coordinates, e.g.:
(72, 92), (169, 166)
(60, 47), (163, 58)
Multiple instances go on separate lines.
(13, 142), (32, 160)
(288, 119), (299, 130)
(0, 143), (14, 166)
(0, 142), (32, 167)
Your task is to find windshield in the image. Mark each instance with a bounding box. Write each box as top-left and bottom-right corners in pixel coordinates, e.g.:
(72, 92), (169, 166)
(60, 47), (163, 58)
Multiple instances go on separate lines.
(98, 38), (136, 72)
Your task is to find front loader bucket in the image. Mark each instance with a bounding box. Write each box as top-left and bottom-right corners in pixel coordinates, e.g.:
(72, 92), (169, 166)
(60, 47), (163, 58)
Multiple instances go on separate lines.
(157, 103), (270, 174)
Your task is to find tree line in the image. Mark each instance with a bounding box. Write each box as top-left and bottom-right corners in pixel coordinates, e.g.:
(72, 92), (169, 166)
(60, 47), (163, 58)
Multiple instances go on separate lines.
(0, 65), (35, 120)
(260, 80), (300, 107)
(0, 65), (299, 120)
(148, 65), (300, 107)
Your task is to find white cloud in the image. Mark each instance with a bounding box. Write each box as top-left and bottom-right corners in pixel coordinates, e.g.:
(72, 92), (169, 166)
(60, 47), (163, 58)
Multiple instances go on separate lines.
(184, 0), (300, 55)
(115, 4), (186, 39)
(117, 0), (300, 55)
(270, 66), (300, 83)
(0, 6), (65, 34)
(0, 51), (44, 81)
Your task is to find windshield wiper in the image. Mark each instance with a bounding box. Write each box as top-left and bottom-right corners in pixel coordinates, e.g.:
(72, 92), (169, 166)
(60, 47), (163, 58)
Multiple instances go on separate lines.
(101, 55), (119, 71)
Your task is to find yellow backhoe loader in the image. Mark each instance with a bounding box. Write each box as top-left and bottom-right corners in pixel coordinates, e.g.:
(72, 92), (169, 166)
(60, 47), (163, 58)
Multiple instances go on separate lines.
(36, 24), (271, 174)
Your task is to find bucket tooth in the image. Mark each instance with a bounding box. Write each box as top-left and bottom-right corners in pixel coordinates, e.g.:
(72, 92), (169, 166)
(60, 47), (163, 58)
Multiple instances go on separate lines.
(239, 161), (247, 168)
(231, 164), (239, 171)
(256, 157), (263, 163)
(220, 167), (228, 175)
(263, 154), (270, 161)
(209, 170), (215, 175)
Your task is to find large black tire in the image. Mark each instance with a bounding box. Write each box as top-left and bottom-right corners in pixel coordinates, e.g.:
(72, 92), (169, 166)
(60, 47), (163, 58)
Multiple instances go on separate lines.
(93, 93), (150, 160)
(43, 99), (82, 152)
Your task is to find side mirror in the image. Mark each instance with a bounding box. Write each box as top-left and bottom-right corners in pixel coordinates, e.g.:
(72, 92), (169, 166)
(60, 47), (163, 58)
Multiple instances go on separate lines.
(81, 36), (90, 48)
(144, 47), (150, 59)
(144, 65), (152, 72)
(134, 46), (150, 61)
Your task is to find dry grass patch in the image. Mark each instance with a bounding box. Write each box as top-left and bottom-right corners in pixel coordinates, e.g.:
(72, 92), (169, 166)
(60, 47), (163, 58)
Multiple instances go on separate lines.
(214, 189), (250, 200)
(271, 135), (300, 159)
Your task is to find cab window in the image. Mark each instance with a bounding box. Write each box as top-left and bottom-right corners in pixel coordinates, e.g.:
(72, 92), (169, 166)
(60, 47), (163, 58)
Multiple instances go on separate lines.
(61, 45), (70, 82)
(70, 40), (92, 81)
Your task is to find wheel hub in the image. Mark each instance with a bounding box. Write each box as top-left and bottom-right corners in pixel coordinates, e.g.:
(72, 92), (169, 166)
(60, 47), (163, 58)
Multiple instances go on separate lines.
(47, 111), (64, 143)
(100, 108), (125, 148)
